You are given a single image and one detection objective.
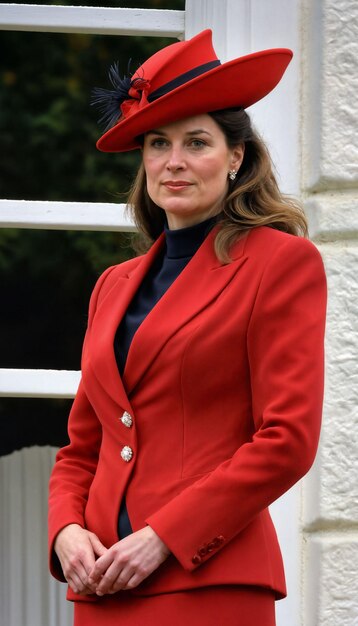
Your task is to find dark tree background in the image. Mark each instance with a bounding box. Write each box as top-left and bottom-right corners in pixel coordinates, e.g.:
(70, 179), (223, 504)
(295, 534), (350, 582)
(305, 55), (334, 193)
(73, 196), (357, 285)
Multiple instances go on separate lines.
(0, 0), (185, 455)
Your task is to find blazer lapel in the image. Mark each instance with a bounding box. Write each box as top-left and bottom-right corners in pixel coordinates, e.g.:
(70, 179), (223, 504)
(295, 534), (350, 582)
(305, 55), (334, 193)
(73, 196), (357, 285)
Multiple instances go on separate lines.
(123, 228), (249, 395)
(86, 235), (165, 407)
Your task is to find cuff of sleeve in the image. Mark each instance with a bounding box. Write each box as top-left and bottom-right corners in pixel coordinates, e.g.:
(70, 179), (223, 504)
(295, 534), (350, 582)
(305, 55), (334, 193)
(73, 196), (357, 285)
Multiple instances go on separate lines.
(146, 512), (227, 572)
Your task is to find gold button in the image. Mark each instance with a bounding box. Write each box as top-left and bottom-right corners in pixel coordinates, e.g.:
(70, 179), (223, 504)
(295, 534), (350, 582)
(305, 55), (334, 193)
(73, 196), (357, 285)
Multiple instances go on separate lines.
(120, 411), (133, 428)
(120, 446), (133, 462)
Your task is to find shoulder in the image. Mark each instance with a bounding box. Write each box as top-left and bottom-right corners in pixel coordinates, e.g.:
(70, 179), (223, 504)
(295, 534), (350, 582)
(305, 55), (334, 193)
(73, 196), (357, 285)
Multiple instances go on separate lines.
(245, 228), (327, 325)
(243, 226), (324, 268)
(229, 226), (326, 295)
(241, 227), (326, 302)
(245, 226), (318, 253)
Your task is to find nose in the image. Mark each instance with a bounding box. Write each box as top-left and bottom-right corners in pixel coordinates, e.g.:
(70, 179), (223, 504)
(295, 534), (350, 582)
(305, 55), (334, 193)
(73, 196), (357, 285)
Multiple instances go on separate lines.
(166, 145), (186, 171)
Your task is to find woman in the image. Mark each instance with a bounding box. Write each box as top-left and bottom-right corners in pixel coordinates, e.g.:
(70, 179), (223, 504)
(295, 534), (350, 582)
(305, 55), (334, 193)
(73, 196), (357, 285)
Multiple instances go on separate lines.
(48, 30), (327, 625)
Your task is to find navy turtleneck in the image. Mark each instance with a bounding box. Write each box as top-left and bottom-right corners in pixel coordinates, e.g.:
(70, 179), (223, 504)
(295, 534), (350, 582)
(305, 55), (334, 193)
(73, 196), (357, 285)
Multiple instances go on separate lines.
(114, 214), (218, 539)
(114, 215), (217, 376)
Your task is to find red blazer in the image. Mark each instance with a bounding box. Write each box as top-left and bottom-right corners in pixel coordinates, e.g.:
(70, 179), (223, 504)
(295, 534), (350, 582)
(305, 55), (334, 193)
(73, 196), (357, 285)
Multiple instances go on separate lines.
(48, 225), (327, 603)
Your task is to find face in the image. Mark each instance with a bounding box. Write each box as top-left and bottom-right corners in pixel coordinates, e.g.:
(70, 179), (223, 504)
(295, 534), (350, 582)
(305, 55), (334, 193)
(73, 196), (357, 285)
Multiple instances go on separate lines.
(142, 114), (244, 230)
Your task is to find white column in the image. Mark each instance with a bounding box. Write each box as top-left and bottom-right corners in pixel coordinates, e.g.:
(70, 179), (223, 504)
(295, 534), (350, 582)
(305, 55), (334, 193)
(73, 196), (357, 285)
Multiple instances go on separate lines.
(301, 0), (358, 624)
(185, 0), (301, 194)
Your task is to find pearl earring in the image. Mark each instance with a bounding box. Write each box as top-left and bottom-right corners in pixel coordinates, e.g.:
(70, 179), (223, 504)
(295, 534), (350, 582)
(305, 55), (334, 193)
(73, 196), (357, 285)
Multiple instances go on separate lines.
(228, 169), (237, 181)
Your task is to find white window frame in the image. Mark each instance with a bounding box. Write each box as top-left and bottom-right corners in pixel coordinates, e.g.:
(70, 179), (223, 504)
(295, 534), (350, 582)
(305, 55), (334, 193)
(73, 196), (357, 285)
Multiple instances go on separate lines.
(0, 4), (185, 398)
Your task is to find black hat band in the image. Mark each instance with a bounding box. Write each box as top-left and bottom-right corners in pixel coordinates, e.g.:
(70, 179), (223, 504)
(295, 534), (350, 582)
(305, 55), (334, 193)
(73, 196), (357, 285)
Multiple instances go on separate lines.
(147, 60), (221, 103)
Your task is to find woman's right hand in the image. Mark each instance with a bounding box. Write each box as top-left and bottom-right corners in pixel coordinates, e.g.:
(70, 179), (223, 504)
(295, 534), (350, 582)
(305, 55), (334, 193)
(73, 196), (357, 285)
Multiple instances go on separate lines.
(54, 523), (108, 595)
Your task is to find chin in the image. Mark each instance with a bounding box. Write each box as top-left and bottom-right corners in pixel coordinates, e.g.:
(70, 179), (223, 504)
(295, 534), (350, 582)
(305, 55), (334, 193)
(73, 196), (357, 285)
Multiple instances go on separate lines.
(163, 204), (194, 217)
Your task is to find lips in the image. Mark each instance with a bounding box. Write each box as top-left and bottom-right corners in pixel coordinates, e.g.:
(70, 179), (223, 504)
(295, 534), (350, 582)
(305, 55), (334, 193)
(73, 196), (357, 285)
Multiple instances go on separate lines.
(162, 180), (193, 189)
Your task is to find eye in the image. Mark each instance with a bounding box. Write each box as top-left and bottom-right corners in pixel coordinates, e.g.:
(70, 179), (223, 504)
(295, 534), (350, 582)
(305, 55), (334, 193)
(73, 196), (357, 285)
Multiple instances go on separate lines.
(188, 139), (206, 149)
(149, 137), (168, 149)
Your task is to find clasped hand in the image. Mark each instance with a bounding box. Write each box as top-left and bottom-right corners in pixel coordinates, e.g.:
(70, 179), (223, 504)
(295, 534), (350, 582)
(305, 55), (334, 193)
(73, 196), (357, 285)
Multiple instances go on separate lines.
(54, 523), (170, 596)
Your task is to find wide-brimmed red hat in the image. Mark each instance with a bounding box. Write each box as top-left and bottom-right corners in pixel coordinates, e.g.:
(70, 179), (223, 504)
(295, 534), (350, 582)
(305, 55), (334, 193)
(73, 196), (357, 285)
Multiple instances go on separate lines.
(94, 29), (292, 153)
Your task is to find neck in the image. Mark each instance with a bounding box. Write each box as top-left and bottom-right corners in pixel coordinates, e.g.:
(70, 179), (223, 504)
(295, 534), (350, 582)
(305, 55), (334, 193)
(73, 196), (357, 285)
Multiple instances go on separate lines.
(165, 208), (222, 231)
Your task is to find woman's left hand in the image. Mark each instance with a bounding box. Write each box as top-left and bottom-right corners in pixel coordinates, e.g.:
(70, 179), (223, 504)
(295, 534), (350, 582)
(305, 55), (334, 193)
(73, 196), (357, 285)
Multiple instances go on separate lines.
(87, 526), (170, 595)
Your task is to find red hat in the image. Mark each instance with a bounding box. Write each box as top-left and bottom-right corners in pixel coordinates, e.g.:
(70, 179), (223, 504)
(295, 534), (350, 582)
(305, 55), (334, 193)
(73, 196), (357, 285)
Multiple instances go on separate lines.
(94, 29), (292, 153)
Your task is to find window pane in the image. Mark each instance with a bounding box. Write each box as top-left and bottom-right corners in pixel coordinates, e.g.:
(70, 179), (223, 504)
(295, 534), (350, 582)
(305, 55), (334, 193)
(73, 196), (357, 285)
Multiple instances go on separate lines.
(0, 22), (182, 202)
(0, 228), (135, 369)
(0, 397), (72, 456)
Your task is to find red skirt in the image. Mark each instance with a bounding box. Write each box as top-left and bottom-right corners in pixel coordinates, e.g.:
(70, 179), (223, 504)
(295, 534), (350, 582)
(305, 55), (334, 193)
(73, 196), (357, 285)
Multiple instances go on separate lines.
(74, 585), (276, 626)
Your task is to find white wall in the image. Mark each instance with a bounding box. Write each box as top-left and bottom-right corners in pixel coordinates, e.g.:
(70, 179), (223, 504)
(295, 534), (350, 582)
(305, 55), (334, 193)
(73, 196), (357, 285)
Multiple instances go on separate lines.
(301, 0), (358, 624)
(1, 1), (357, 625)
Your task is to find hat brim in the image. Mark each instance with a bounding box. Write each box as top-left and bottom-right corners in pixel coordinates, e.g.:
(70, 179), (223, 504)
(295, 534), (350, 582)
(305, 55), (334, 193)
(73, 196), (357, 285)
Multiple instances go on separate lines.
(97, 48), (292, 153)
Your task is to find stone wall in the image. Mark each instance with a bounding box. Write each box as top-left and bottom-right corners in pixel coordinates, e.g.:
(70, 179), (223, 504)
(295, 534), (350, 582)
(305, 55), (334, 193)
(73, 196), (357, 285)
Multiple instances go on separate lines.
(301, 0), (358, 624)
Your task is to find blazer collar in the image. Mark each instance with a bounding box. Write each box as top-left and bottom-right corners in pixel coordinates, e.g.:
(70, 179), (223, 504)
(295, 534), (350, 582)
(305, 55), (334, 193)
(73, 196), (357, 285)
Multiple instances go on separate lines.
(86, 227), (249, 405)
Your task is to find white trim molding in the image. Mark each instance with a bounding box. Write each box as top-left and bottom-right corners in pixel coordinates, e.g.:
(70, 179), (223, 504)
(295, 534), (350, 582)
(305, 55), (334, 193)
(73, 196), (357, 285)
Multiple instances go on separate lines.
(0, 199), (135, 231)
(0, 369), (80, 398)
(0, 4), (184, 37)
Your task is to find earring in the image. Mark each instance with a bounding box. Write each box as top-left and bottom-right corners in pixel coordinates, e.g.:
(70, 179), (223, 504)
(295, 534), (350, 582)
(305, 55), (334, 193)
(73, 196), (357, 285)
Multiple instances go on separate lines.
(229, 169), (237, 181)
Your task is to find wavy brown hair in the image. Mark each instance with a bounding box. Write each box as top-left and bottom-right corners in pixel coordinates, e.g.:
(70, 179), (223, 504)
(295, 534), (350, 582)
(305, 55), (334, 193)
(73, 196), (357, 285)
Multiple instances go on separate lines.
(127, 108), (307, 263)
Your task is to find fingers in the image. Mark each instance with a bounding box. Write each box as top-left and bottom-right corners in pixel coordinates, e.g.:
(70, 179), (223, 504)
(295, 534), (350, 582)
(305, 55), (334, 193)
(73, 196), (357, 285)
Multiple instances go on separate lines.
(62, 547), (96, 594)
(121, 572), (144, 591)
(88, 547), (141, 595)
(88, 527), (170, 596)
(88, 551), (120, 595)
(96, 560), (136, 595)
(88, 532), (108, 558)
(54, 524), (102, 595)
(108, 570), (140, 594)
(67, 568), (94, 596)
(55, 525), (169, 597)
(92, 559), (147, 595)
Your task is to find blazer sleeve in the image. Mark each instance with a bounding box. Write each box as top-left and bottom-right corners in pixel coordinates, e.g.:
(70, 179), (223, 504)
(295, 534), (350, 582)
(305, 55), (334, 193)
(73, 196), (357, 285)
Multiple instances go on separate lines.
(146, 235), (327, 571)
(48, 265), (116, 581)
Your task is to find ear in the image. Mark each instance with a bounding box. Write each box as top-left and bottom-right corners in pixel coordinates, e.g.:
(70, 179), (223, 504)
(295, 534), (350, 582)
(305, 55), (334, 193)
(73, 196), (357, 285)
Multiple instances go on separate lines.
(230, 143), (245, 172)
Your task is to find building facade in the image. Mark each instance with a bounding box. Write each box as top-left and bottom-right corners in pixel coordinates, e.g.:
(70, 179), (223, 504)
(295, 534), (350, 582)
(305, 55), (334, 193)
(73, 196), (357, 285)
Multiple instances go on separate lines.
(0, 1), (357, 624)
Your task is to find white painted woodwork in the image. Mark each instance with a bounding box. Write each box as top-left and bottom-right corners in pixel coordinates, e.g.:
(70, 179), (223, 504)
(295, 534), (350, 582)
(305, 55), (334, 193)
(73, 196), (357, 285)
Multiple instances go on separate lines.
(0, 369), (80, 398)
(0, 199), (135, 231)
(0, 446), (73, 626)
(185, 0), (301, 195)
(0, 4), (184, 38)
(185, 0), (252, 59)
